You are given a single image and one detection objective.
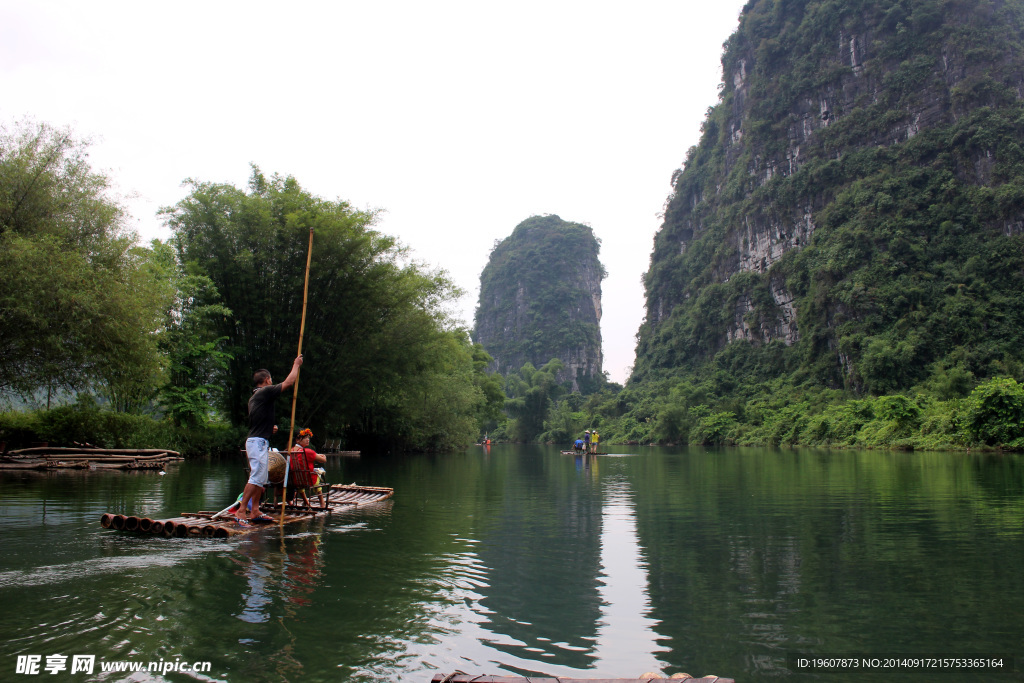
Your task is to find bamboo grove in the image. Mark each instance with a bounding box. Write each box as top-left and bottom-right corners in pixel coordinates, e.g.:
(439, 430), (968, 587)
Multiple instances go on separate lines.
(0, 121), (502, 453)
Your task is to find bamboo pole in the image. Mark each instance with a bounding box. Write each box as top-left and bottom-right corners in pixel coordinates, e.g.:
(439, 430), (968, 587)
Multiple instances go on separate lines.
(282, 227), (314, 526)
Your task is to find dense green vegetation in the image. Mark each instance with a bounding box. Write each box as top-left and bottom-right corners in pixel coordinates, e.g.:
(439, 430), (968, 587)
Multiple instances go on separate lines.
(164, 168), (503, 451)
(612, 0), (1024, 450)
(0, 122), (170, 409)
(0, 122), (500, 454)
(501, 373), (1023, 450)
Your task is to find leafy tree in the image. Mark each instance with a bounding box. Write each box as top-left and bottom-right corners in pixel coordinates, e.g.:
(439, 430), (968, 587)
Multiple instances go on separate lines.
(146, 240), (233, 426)
(0, 121), (168, 405)
(690, 410), (738, 445)
(503, 358), (565, 441)
(962, 377), (1024, 447)
(471, 344), (506, 435)
(539, 395), (588, 445)
(164, 167), (485, 449)
(379, 330), (487, 450)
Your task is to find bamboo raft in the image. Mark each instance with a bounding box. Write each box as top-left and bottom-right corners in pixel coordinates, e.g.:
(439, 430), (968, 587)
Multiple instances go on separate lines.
(1, 446), (184, 471)
(99, 484), (394, 539)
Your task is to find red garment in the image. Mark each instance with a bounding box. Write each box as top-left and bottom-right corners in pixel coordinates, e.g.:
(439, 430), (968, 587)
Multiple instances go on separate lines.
(289, 445), (317, 473)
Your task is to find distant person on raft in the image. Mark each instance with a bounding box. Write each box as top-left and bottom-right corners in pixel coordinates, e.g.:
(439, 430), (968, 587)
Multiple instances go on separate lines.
(239, 355), (303, 524)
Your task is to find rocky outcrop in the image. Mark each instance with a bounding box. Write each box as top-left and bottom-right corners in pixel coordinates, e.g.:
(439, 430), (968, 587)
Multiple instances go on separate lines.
(474, 215), (604, 391)
(635, 0), (1024, 387)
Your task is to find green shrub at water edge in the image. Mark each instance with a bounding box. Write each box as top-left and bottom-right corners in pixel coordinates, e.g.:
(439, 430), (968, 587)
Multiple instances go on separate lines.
(962, 377), (1024, 448)
(567, 377), (1024, 451)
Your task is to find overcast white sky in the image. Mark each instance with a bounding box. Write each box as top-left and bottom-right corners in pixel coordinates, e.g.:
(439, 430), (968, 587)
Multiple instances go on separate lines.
(2, 0), (746, 384)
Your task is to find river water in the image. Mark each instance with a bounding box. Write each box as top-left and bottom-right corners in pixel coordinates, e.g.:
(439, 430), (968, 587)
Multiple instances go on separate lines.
(0, 445), (1021, 682)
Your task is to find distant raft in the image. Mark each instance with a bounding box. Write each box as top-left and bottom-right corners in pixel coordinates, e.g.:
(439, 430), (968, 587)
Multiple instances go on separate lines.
(99, 484), (394, 539)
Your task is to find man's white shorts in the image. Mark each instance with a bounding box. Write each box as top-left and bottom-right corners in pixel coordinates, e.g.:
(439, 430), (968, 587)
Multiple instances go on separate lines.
(245, 437), (269, 487)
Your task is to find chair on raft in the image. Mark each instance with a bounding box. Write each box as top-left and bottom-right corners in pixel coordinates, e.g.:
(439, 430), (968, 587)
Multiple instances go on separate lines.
(285, 466), (333, 509)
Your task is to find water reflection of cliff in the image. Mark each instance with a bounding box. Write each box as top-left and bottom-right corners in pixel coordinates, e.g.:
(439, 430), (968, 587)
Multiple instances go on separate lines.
(474, 453), (604, 670)
(628, 449), (1024, 680)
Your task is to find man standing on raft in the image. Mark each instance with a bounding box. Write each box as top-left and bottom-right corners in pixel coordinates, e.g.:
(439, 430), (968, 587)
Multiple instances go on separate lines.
(238, 355), (304, 524)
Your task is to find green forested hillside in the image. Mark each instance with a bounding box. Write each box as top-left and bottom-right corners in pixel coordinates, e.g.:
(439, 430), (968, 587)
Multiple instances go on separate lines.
(595, 0), (1024, 449)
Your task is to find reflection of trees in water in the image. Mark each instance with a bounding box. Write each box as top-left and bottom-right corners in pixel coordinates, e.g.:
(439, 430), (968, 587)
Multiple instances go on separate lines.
(475, 462), (604, 670)
(631, 449), (1024, 679)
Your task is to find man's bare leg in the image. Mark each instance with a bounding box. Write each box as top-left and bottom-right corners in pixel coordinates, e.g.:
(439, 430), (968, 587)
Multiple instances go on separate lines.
(237, 483), (264, 519)
(250, 486), (264, 517)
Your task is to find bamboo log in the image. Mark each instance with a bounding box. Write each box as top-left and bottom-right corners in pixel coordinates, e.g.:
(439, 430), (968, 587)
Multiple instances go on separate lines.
(52, 461), (92, 469)
(100, 513), (116, 528)
(40, 453), (170, 461)
(10, 447), (181, 457)
(91, 462), (164, 471)
(138, 518), (154, 532)
(150, 520), (164, 534)
(123, 516), (140, 531)
(160, 518), (193, 536)
(110, 515), (126, 530)
(330, 484), (394, 493)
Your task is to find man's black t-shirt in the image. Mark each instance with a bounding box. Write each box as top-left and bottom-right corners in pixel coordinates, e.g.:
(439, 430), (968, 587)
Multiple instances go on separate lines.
(248, 384), (283, 440)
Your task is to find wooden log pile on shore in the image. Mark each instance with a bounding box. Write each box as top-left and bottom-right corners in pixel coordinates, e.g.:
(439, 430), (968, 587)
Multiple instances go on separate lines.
(0, 446), (184, 471)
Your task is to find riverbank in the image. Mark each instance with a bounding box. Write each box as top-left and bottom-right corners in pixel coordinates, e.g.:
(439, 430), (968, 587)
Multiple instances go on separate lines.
(0, 399), (243, 458)
(538, 376), (1024, 453)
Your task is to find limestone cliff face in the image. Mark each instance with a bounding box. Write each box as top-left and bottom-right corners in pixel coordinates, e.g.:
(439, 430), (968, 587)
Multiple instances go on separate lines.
(635, 0), (1024, 390)
(474, 215), (604, 391)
